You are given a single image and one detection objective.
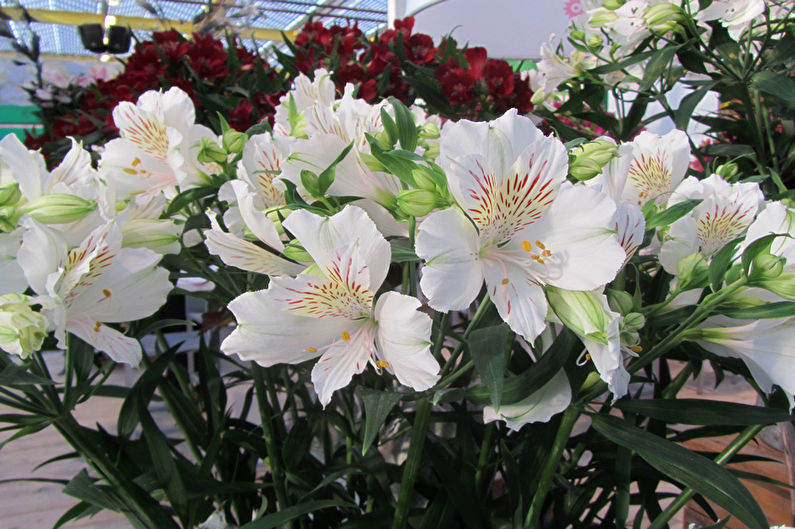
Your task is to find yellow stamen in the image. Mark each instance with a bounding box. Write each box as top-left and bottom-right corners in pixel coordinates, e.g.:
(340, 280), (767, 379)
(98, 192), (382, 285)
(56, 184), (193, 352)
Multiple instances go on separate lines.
(584, 353), (591, 361)
(535, 240), (546, 250)
(630, 345), (643, 353)
(375, 360), (389, 369)
(522, 240), (532, 252)
(501, 278), (509, 285)
(123, 168), (138, 175)
(131, 157), (141, 167)
(542, 249), (552, 257)
(93, 321), (102, 332)
(341, 331), (351, 342)
(307, 347), (317, 353)
(102, 289), (111, 298)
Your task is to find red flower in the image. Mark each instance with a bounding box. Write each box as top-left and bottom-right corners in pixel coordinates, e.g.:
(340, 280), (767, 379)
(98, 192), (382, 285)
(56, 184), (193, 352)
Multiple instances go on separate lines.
(464, 47), (488, 79)
(437, 61), (475, 105)
(406, 34), (436, 65)
(228, 99), (255, 131)
(483, 59), (514, 98)
(336, 63), (365, 89)
(358, 79), (378, 102)
(187, 33), (229, 81)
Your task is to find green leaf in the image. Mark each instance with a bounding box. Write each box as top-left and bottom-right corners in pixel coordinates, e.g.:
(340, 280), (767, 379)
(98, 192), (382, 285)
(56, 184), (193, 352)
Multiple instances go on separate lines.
(467, 324), (510, 410)
(719, 301), (795, 319)
(359, 388), (402, 455)
(0, 363), (54, 386)
(645, 199), (702, 230)
(63, 469), (128, 512)
(163, 186), (218, 218)
(614, 399), (794, 425)
(591, 415), (767, 529)
(240, 499), (354, 529)
(300, 169), (320, 197)
(640, 46), (680, 91)
(390, 97), (418, 152)
(675, 86), (713, 130)
(467, 328), (575, 405)
(751, 71), (795, 108)
(390, 242), (419, 262)
(701, 143), (755, 158)
(589, 49), (658, 75)
(380, 107), (398, 147)
(708, 236), (743, 291)
(317, 142), (354, 196)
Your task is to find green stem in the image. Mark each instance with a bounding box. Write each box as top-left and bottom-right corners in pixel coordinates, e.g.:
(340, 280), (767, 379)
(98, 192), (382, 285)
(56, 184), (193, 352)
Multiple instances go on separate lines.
(251, 363), (292, 528)
(662, 363), (694, 399)
(647, 424), (765, 529)
(524, 405), (580, 529)
(391, 398), (432, 529)
(475, 423), (496, 495)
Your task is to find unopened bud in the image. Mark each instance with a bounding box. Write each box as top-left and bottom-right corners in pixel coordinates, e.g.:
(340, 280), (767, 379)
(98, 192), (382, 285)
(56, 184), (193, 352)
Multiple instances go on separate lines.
(587, 34), (604, 50)
(602, 0), (624, 9)
(18, 193), (96, 224)
(121, 218), (181, 254)
(0, 293), (48, 358)
(570, 30), (587, 42)
(607, 289), (634, 315)
(419, 121), (440, 140)
(569, 139), (618, 181)
(644, 3), (683, 33)
(749, 252), (785, 282)
(0, 183), (21, 207)
(622, 312), (645, 332)
(716, 163), (739, 181)
(397, 189), (438, 217)
(197, 137), (227, 164)
(589, 9), (618, 27)
(222, 129), (247, 154)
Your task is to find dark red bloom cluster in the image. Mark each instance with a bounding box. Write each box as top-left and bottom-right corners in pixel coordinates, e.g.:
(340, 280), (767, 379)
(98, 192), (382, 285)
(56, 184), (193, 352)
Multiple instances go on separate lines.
(26, 30), (283, 160)
(288, 17), (533, 120)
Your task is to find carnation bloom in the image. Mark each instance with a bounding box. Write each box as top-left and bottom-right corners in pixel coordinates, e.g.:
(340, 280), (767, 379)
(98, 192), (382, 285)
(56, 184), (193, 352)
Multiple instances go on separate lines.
(415, 110), (625, 342)
(221, 205), (440, 405)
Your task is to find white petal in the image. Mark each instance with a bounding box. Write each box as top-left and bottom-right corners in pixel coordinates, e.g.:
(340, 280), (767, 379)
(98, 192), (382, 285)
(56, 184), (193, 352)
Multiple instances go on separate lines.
(228, 179), (285, 250)
(615, 203), (646, 263)
(222, 289), (348, 366)
(743, 202), (795, 264)
(18, 217), (67, 296)
(581, 305), (629, 399)
(161, 87), (196, 132)
(375, 292), (439, 391)
(483, 258), (548, 341)
(519, 183), (625, 291)
(50, 138), (95, 188)
(415, 208), (483, 312)
(204, 213), (303, 276)
(311, 328), (371, 406)
(484, 370), (571, 431)
(283, 205), (390, 291)
(0, 133), (47, 199)
(67, 316), (142, 366)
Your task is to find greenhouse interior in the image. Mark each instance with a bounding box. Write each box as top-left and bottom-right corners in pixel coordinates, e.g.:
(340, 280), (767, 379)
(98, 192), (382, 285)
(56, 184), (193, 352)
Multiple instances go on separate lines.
(0, 1), (794, 528)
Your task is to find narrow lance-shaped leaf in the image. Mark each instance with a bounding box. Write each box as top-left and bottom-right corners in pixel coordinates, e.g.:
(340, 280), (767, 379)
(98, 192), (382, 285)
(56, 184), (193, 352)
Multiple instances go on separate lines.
(468, 324), (510, 410)
(614, 399), (794, 426)
(645, 199), (702, 230)
(359, 388), (403, 455)
(591, 414), (768, 529)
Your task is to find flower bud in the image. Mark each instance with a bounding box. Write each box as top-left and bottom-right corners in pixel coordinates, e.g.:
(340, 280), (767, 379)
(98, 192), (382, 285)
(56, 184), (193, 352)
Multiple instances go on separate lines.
(622, 312), (645, 332)
(121, 218), (182, 254)
(716, 162), (739, 181)
(0, 294), (48, 358)
(753, 272), (795, 300)
(587, 34), (604, 50)
(546, 286), (611, 342)
(0, 183), (21, 207)
(607, 289), (634, 315)
(222, 129), (247, 154)
(644, 3), (683, 33)
(589, 8), (618, 27)
(569, 139), (618, 181)
(18, 193), (96, 224)
(675, 253), (709, 291)
(396, 189), (438, 217)
(196, 137), (227, 165)
(601, 0), (624, 9)
(748, 252), (785, 282)
(570, 30), (587, 42)
(412, 167), (439, 192)
(419, 121), (440, 140)
(283, 242), (313, 263)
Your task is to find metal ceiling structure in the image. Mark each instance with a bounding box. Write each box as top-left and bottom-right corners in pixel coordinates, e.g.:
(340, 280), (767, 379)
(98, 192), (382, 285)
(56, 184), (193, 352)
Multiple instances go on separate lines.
(0, 0), (388, 58)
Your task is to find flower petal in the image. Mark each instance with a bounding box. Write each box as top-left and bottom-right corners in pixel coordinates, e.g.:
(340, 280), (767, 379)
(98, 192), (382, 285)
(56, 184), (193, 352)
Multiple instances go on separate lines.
(483, 370), (571, 431)
(482, 255), (548, 341)
(374, 292), (439, 391)
(67, 316), (142, 366)
(311, 327), (372, 406)
(416, 208), (483, 311)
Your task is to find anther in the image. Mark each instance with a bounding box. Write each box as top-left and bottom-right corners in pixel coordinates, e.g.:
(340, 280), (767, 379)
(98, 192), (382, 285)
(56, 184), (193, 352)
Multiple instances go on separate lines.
(341, 331), (351, 342)
(375, 360), (389, 369)
(501, 278), (509, 285)
(522, 240), (532, 252)
(307, 347), (317, 353)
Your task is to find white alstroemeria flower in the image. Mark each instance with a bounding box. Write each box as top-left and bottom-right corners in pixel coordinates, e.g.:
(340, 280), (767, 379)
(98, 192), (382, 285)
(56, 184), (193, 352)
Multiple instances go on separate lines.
(695, 0), (765, 40)
(660, 174), (763, 275)
(239, 132), (292, 209)
(102, 87), (211, 198)
(696, 315), (795, 404)
(274, 68), (336, 134)
(741, 201), (795, 265)
(18, 218), (172, 365)
(416, 110), (626, 342)
(623, 129), (691, 207)
(533, 36), (593, 99)
(221, 205), (440, 405)
(484, 370), (571, 431)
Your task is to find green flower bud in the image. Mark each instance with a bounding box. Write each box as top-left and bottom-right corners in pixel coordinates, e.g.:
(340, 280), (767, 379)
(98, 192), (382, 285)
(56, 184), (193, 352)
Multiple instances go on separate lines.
(422, 141), (440, 160)
(546, 286), (611, 342)
(675, 253), (709, 291)
(569, 139), (618, 181)
(283, 242), (313, 263)
(587, 34), (604, 50)
(753, 272), (795, 300)
(0, 183), (21, 207)
(18, 193), (96, 224)
(0, 293), (48, 358)
(411, 167), (439, 192)
(397, 189), (439, 217)
(622, 312), (645, 332)
(419, 121), (440, 140)
(644, 3), (683, 33)
(607, 289), (634, 315)
(570, 30), (587, 42)
(748, 252), (785, 282)
(601, 0), (624, 9)
(121, 218), (182, 254)
(590, 9), (618, 27)
(716, 162), (739, 181)
(222, 129), (247, 154)
(197, 137), (227, 164)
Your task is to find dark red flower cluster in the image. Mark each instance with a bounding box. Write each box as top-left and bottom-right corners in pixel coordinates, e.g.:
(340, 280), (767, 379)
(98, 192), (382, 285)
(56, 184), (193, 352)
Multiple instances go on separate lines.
(288, 17), (534, 120)
(26, 30), (284, 159)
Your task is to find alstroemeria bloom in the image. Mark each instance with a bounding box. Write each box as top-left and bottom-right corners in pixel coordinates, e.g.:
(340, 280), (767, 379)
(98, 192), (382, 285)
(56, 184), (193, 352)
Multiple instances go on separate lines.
(221, 205), (440, 405)
(416, 110), (626, 341)
(617, 129), (691, 207)
(101, 87), (214, 198)
(660, 174), (763, 275)
(695, 0), (765, 40)
(18, 218), (172, 365)
(694, 315), (795, 404)
(484, 370), (571, 431)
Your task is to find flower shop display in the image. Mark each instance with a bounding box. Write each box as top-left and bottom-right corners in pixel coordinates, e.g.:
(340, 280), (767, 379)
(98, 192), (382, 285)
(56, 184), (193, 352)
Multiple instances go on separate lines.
(0, 3), (794, 529)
